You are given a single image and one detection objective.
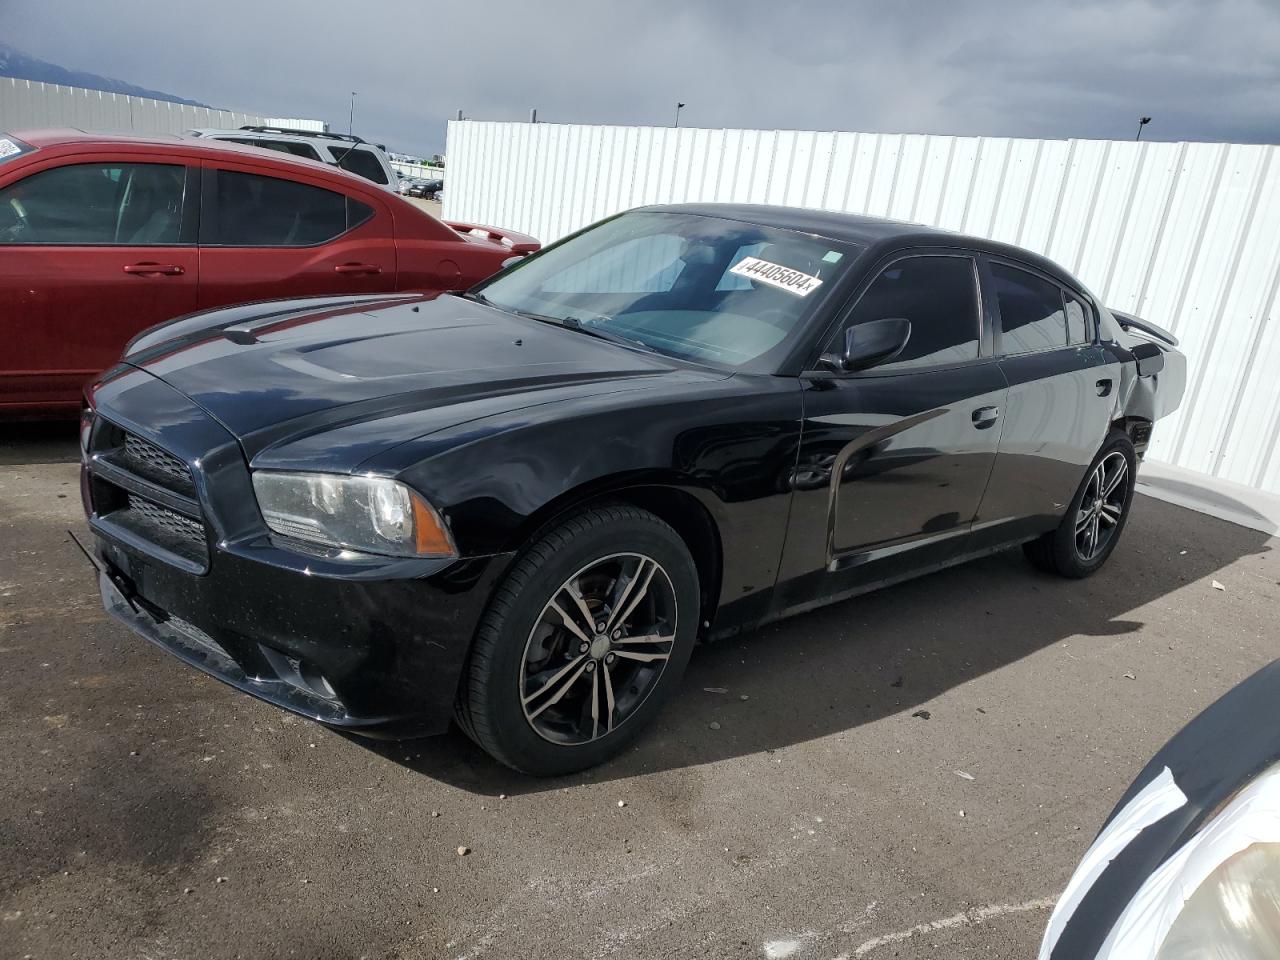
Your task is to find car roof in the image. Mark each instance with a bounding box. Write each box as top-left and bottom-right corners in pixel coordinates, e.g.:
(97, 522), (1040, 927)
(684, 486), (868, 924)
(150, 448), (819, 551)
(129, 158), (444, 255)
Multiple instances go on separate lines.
(649, 202), (1081, 287)
(189, 128), (380, 150)
(7, 127), (378, 183)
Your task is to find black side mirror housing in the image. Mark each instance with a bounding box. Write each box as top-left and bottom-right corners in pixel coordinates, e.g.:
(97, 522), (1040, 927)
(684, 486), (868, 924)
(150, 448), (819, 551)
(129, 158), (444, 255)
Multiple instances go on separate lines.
(817, 318), (912, 373)
(1130, 339), (1166, 377)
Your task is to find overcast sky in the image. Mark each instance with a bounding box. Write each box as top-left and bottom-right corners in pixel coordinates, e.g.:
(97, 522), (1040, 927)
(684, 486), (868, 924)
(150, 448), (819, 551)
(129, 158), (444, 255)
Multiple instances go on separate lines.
(5, 0), (1279, 156)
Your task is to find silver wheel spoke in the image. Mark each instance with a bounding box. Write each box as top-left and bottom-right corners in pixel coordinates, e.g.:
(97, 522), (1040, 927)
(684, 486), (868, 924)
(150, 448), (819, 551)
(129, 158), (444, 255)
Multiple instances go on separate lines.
(605, 558), (656, 634)
(1104, 459), (1128, 496)
(524, 656), (587, 716)
(612, 632), (673, 646)
(589, 667), (600, 740)
(563, 580), (597, 634)
(602, 664), (616, 733)
(1100, 503), (1122, 526)
(548, 599), (592, 645)
(1075, 510), (1093, 533)
(614, 649), (670, 664)
(1089, 516), (1101, 557)
(1088, 466), (1103, 499)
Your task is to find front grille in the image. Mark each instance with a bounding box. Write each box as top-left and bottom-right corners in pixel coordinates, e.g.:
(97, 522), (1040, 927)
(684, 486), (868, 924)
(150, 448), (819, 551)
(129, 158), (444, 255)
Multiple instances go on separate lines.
(87, 419), (210, 570)
(126, 494), (205, 546)
(123, 434), (195, 496)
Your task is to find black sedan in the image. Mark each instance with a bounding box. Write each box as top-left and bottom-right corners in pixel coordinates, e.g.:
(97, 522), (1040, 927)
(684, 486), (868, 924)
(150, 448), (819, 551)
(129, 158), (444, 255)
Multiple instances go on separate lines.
(81, 204), (1186, 775)
(404, 178), (442, 199)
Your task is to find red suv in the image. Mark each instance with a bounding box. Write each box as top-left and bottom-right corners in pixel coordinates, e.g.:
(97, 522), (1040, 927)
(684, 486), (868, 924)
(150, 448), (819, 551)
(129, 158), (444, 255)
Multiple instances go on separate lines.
(0, 129), (538, 417)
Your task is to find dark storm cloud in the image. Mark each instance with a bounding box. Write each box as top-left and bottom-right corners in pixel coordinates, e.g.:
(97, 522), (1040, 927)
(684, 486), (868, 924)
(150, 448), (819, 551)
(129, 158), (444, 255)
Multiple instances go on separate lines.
(5, 0), (1278, 154)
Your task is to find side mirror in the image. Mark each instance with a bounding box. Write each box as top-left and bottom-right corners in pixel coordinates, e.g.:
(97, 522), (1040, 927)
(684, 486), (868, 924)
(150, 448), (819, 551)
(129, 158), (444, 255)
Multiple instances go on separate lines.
(1131, 339), (1165, 377)
(819, 318), (912, 372)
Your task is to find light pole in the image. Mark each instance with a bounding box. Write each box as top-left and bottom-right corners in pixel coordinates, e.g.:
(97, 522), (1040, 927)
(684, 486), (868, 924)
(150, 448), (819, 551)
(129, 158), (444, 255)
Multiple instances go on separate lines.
(348, 91), (357, 135)
(1135, 116), (1152, 141)
(674, 102), (685, 128)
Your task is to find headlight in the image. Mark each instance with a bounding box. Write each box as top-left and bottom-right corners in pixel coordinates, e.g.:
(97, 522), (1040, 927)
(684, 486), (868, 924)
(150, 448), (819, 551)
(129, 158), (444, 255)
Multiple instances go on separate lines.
(1119, 763), (1280, 960)
(1048, 763), (1280, 960)
(252, 472), (455, 558)
(1154, 839), (1280, 959)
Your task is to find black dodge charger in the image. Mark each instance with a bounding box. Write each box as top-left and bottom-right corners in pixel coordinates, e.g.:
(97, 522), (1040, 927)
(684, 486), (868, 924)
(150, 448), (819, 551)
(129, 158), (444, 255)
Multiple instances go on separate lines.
(81, 204), (1186, 775)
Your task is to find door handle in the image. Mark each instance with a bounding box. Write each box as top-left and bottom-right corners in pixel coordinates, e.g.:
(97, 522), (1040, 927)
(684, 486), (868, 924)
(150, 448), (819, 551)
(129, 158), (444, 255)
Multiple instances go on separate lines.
(333, 262), (382, 275)
(1096, 378), (1113, 397)
(123, 262), (185, 276)
(972, 406), (1001, 429)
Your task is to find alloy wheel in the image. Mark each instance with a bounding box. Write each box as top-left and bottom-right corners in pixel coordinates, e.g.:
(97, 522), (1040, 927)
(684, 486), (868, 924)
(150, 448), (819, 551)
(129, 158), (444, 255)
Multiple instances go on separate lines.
(519, 553), (678, 745)
(1075, 451), (1129, 561)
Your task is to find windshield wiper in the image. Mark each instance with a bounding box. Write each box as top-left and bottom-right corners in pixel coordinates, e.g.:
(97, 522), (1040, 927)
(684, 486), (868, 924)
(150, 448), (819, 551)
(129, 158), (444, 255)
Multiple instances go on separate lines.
(557, 315), (650, 350)
(514, 311), (652, 352)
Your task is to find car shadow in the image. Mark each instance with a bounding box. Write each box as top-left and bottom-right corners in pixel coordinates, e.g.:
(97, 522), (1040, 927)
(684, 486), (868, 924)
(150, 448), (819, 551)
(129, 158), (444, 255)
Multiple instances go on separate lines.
(0, 421), (82, 465)
(359, 490), (1273, 794)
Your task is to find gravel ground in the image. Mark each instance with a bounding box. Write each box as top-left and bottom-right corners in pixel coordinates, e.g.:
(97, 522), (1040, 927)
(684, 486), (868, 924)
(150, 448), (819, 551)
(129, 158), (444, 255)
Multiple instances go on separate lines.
(2, 422), (1276, 960)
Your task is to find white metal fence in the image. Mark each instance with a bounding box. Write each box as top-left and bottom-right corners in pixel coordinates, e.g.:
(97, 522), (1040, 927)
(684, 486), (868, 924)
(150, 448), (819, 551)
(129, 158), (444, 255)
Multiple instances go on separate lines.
(443, 120), (1280, 495)
(0, 77), (269, 136)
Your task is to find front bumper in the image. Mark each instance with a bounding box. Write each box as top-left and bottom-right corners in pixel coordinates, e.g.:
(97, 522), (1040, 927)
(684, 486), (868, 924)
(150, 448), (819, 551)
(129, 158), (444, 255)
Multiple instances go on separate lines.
(83, 364), (514, 738)
(93, 538), (512, 737)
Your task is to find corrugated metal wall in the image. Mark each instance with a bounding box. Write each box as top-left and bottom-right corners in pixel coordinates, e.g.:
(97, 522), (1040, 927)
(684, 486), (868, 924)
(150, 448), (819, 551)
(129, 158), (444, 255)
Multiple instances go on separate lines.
(444, 120), (1280, 494)
(0, 77), (268, 135)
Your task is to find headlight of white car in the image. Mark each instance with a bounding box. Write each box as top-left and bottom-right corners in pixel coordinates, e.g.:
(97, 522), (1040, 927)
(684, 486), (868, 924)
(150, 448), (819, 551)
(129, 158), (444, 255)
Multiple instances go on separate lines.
(1044, 763), (1280, 960)
(252, 472), (455, 558)
(1153, 835), (1280, 959)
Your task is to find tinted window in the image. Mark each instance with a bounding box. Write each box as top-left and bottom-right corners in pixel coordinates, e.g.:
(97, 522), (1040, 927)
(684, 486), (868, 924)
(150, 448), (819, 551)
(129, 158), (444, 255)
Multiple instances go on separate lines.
(226, 137), (322, 161)
(1066, 294), (1090, 344)
(209, 170), (373, 245)
(992, 263), (1067, 354)
(261, 139), (321, 161)
(840, 255), (980, 370)
(0, 162), (186, 245)
(329, 147), (388, 184)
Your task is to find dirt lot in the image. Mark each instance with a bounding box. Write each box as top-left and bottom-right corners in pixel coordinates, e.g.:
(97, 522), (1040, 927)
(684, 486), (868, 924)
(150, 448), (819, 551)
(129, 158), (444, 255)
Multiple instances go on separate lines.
(2, 422), (1276, 960)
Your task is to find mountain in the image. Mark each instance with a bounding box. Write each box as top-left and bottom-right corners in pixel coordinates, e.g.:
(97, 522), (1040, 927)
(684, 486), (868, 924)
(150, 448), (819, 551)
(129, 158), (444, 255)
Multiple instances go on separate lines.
(0, 42), (211, 107)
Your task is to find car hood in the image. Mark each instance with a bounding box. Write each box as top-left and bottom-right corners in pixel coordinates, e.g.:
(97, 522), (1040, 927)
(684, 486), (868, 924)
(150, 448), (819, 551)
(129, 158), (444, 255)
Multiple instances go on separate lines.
(124, 293), (711, 466)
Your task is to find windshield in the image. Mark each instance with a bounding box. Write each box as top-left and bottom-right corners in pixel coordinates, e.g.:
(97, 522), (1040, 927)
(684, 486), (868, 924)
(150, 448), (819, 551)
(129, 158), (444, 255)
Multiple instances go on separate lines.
(474, 211), (859, 370)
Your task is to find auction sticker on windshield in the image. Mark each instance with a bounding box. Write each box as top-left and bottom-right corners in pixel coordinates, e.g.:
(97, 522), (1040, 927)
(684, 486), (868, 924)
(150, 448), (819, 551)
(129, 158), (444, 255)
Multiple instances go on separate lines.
(729, 256), (824, 296)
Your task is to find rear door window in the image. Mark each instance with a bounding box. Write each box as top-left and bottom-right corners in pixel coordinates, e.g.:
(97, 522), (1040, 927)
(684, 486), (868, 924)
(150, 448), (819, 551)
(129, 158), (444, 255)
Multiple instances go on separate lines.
(329, 147), (388, 184)
(206, 170), (373, 246)
(992, 262), (1067, 354)
(0, 161), (187, 245)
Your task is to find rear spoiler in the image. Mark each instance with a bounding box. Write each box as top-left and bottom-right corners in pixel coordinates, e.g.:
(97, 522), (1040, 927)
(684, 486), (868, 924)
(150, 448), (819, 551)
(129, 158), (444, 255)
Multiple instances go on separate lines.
(444, 220), (540, 255)
(1111, 309), (1179, 347)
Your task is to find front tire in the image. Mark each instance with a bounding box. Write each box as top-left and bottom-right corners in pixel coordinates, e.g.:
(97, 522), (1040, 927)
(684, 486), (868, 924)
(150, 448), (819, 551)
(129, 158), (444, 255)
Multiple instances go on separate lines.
(456, 504), (699, 776)
(1023, 430), (1137, 578)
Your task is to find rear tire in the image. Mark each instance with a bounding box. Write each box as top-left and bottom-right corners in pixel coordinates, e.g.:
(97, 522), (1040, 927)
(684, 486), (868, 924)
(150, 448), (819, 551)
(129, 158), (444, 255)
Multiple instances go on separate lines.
(456, 504), (699, 776)
(1023, 430), (1137, 579)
